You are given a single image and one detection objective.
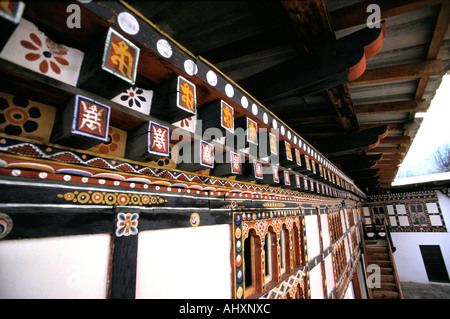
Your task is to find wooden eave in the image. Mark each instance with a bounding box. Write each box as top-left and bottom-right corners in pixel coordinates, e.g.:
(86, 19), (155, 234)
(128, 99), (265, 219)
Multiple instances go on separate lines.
(2, 0), (448, 196)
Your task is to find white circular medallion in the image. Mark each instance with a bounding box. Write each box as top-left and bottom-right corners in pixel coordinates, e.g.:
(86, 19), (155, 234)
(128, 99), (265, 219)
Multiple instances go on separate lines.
(225, 84), (234, 97)
(263, 112), (268, 124)
(184, 59), (198, 76)
(241, 96), (249, 108)
(117, 12), (139, 35)
(157, 39), (172, 58)
(251, 103), (258, 115)
(272, 119), (278, 129)
(206, 70), (217, 86)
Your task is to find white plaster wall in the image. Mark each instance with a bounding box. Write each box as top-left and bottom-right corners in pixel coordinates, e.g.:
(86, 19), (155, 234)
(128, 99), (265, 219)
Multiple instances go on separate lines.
(390, 191), (450, 283)
(0, 234), (111, 298)
(305, 215), (321, 260)
(135, 224), (232, 299)
(324, 254), (335, 297)
(320, 214), (330, 250)
(344, 237), (350, 261)
(340, 209), (347, 232)
(309, 262), (324, 299)
(344, 282), (355, 299)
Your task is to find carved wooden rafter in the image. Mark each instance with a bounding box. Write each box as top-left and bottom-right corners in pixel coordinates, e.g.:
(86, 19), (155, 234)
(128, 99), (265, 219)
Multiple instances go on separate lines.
(237, 22), (385, 105)
(313, 125), (389, 157)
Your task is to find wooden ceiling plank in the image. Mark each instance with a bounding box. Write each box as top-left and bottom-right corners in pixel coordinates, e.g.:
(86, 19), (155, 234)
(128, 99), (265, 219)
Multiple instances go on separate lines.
(349, 59), (443, 86)
(329, 0), (444, 31)
(360, 123), (404, 132)
(367, 146), (407, 153)
(354, 99), (427, 115)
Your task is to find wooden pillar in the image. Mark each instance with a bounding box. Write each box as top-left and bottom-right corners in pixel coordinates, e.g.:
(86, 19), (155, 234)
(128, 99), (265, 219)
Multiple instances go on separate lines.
(108, 212), (139, 299)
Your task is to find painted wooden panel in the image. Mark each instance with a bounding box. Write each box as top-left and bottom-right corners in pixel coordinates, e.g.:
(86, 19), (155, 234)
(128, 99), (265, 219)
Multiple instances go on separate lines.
(0, 1), (24, 24)
(135, 225), (232, 298)
(102, 28), (139, 84)
(172, 115), (197, 134)
(151, 76), (197, 123)
(88, 126), (127, 158)
(0, 91), (56, 142)
(0, 234), (111, 298)
(51, 95), (111, 149)
(111, 86), (153, 116)
(77, 27), (140, 98)
(0, 18), (84, 86)
(126, 121), (170, 162)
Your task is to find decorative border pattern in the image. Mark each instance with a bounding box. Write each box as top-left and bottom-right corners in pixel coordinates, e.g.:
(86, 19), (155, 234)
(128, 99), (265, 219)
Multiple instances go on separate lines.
(0, 137), (354, 201)
(58, 191), (167, 206)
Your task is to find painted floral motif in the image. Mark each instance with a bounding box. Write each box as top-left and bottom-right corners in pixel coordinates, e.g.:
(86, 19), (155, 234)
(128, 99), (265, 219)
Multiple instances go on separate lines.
(119, 86), (147, 108)
(0, 95), (40, 135)
(255, 220), (268, 237)
(116, 212), (139, 237)
(178, 117), (193, 129)
(156, 149), (172, 166)
(93, 127), (121, 154)
(20, 32), (69, 75)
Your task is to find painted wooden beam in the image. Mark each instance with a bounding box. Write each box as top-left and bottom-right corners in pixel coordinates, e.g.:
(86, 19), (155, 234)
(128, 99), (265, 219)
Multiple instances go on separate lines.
(348, 169), (381, 180)
(354, 99), (427, 115)
(325, 84), (359, 131)
(349, 59), (443, 86)
(415, 1), (450, 99)
(329, 0), (444, 31)
(237, 23), (384, 104)
(314, 125), (389, 157)
(281, 0), (335, 51)
(281, 1), (360, 133)
(337, 155), (383, 172)
(379, 136), (411, 145)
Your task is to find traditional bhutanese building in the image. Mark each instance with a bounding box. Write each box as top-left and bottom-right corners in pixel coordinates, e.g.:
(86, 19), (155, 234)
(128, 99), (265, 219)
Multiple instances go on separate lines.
(0, 1), (449, 301)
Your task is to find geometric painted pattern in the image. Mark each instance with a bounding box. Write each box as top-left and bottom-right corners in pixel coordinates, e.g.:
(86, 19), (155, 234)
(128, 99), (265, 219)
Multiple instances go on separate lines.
(0, 137), (344, 202)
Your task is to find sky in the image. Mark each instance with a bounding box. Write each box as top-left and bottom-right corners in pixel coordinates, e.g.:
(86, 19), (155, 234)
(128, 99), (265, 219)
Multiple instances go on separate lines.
(395, 73), (450, 179)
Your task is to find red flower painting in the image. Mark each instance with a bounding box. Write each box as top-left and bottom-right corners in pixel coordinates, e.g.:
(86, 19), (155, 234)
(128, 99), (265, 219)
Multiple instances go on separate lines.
(20, 33), (69, 74)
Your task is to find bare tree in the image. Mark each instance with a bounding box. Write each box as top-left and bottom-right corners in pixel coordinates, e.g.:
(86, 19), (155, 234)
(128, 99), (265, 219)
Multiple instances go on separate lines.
(432, 144), (450, 173)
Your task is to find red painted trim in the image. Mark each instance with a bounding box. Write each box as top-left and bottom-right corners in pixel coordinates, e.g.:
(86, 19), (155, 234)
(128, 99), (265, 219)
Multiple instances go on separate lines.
(347, 22), (386, 82)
